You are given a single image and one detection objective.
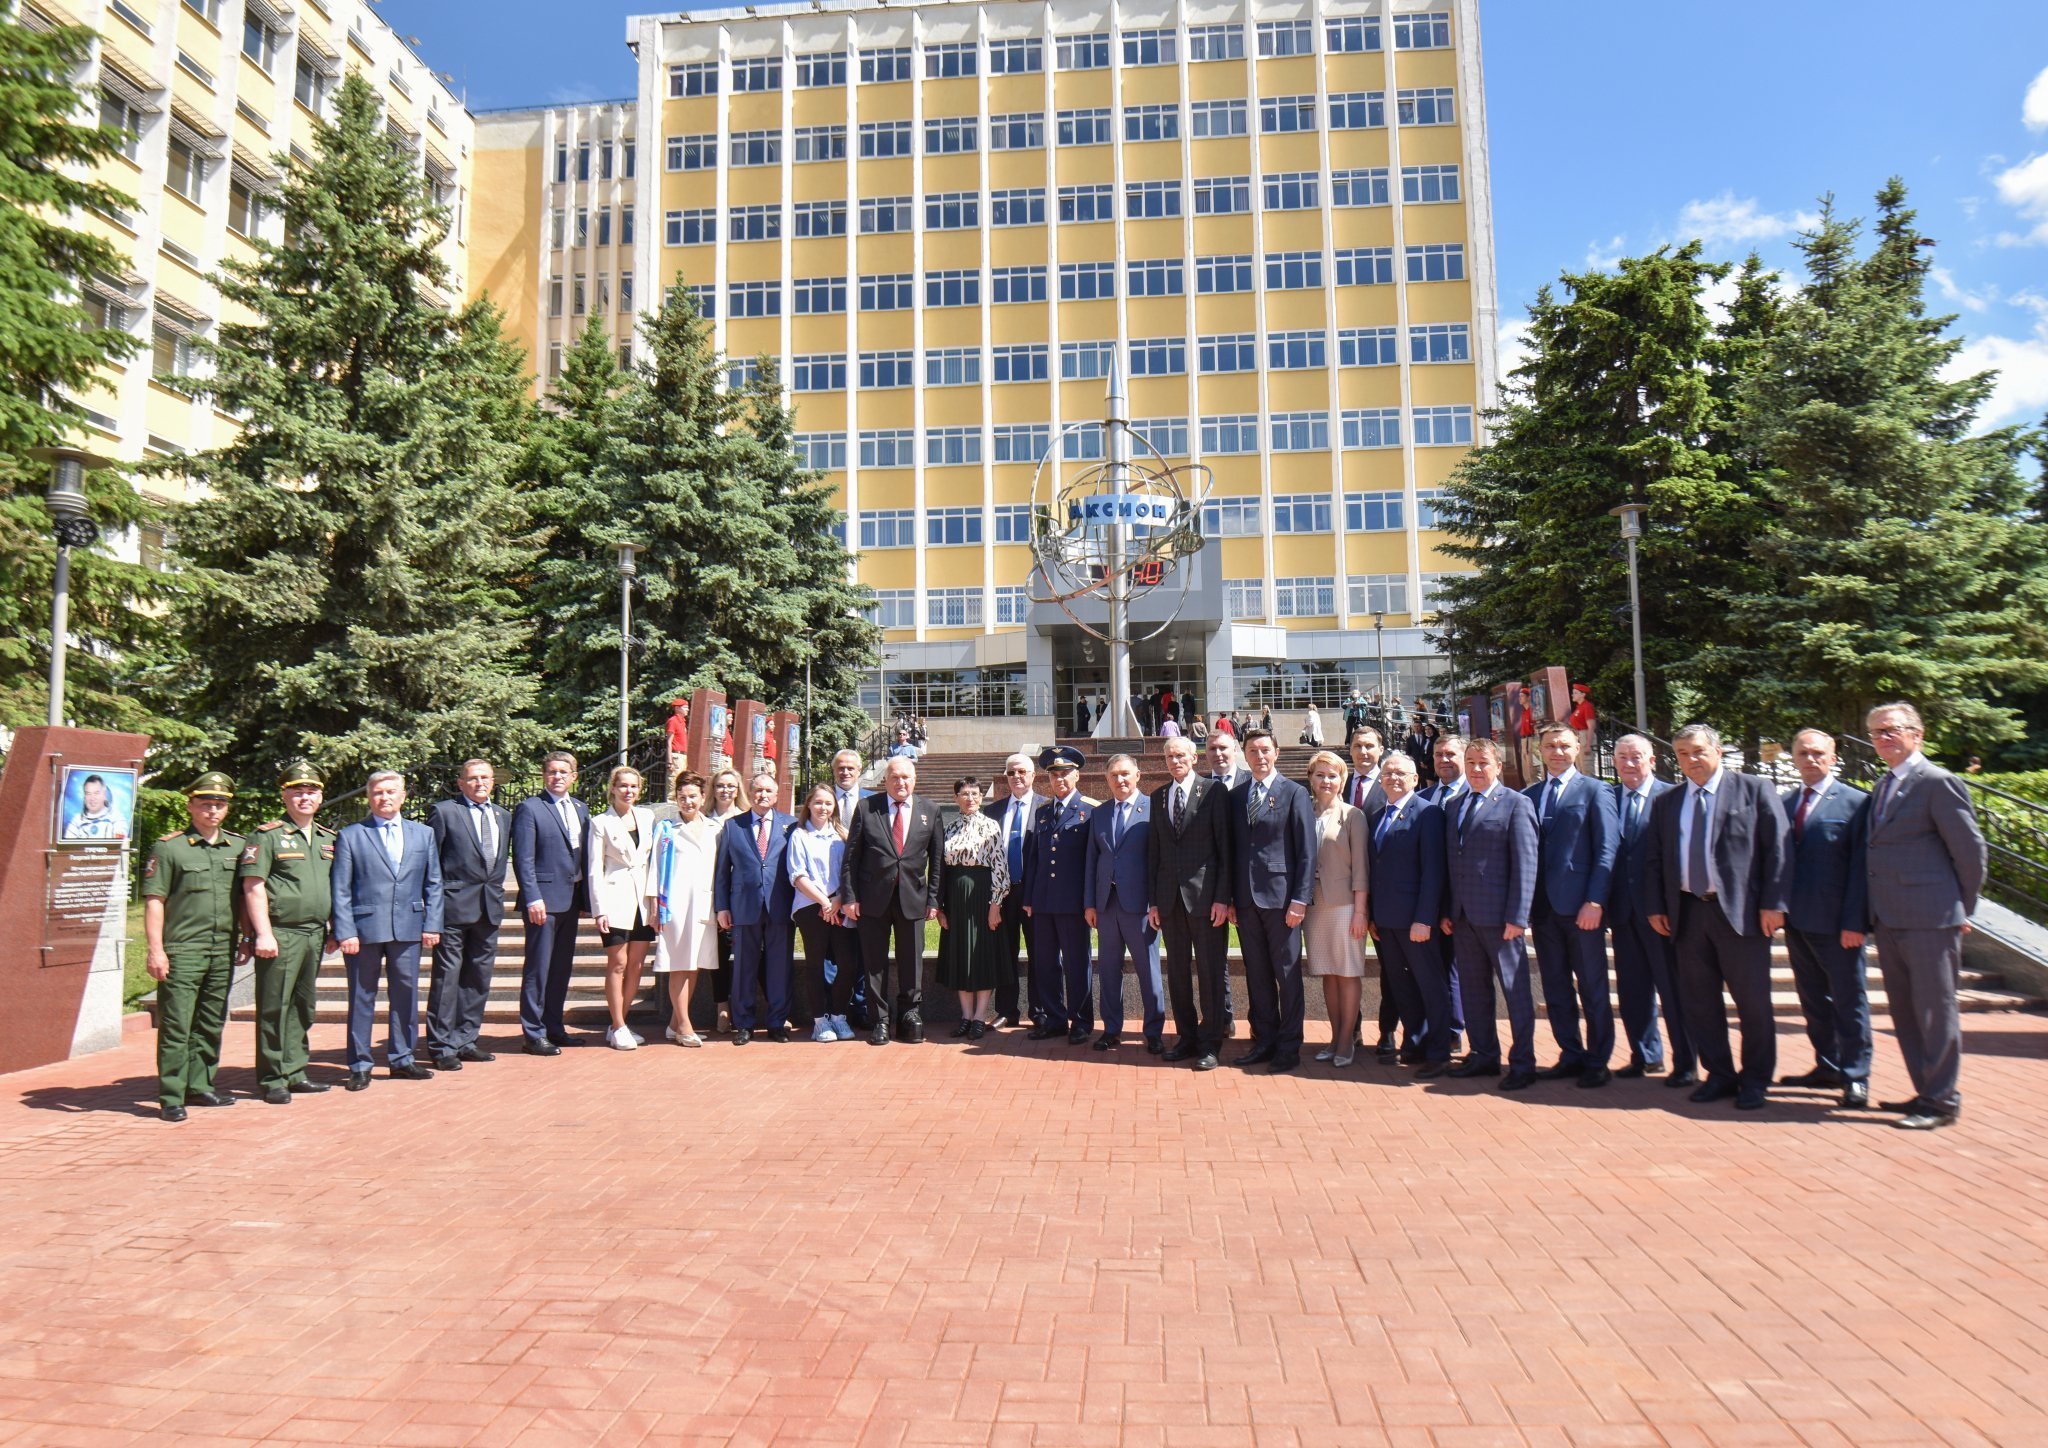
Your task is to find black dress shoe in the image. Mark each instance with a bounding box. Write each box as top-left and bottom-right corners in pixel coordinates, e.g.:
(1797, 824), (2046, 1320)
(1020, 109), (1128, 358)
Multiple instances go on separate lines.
(1778, 1066), (1843, 1088)
(523, 1040), (561, 1057)
(1163, 1043), (1198, 1063)
(1897, 1109), (1958, 1131)
(1026, 1023), (1060, 1041)
(1414, 1060), (1450, 1079)
(389, 1062), (433, 1080)
(1879, 1097), (1927, 1114)
(1576, 1066), (1612, 1089)
(869, 1024), (890, 1046)
(546, 1032), (576, 1047)
(1734, 1084), (1768, 1111)
(432, 1055), (463, 1072)
(1689, 1078), (1738, 1104)
(1067, 1025), (1091, 1046)
(288, 1079), (332, 1094)
(1664, 1069), (1699, 1088)
(1840, 1081), (1870, 1108)
(966, 1020), (986, 1041)
(1397, 1044), (1426, 1066)
(1535, 1061), (1584, 1080)
(1266, 1053), (1301, 1074)
(732, 1029), (753, 1046)
(1499, 1069), (1538, 1092)
(767, 1028), (792, 1043)
(1092, 1032), (1122, 1052)
(345, 1071), (371, 1091)
(1144, 1035), (1164, 1056)
(457, 1043), (496, 1063)
(1374, 1037), (1399, 1062)
(1193, 1051), (1220, 1071)
(161, 1103), (187, 1122)
(188, 1090), (235, 1108)
(1447, 1057), (1500, 1078)
(1615, 1059), (1649, 1079)
(1233, 1046), (1277, 1069)
(263, 1086), (291, 1105)
(950, 1020), (971, 1038)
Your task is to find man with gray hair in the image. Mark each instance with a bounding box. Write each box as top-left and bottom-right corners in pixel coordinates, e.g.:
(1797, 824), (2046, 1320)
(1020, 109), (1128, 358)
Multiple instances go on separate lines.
(330, 770), (444, 1091)
(1863, 702), (1986, 1130)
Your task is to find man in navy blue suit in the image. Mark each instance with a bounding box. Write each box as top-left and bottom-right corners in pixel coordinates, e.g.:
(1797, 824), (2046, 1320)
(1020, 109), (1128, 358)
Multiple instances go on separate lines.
(838, 756), (943, 1044)
(1441, 738), (1540, 1090)
(1608, 734), (1695, 1084)
(511, 751), (590, 1055)
(1020, 746), (1095, 1044)
(1523, 724), (1621, 1087)
(331, 770), (444, 1091)
(1778, 729), (1873, 1108)
(1228, 729), (1317, 1073)
(1366, 754), (1452, 1074)
(715, 770), (798, 1045)
(1084, 753), (1164, 1053)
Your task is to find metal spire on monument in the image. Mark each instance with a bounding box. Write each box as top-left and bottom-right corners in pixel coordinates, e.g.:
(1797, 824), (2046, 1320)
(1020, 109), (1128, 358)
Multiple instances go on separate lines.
(1101, 363), (1143, 738)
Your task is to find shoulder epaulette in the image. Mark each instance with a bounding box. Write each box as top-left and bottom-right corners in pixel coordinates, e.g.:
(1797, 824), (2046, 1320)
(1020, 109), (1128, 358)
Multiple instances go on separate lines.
(222, 828), (245, 839)
(257, 820), (285, 832)
(159, 829), (184, 841)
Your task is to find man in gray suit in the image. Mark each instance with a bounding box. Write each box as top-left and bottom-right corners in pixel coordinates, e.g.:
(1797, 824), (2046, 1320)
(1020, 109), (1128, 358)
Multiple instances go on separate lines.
(1441, 737), (1541, 1091)
(425, 758), (510, 1070)
(1864, 702), (1987, 1130)
(331, 770), (445, 1091)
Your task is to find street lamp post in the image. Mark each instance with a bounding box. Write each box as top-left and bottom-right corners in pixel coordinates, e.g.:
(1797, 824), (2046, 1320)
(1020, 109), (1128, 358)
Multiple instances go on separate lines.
(616, 542), (640, 757)
(40, 450), (99, 729)
(1609, 503), (1649, 732)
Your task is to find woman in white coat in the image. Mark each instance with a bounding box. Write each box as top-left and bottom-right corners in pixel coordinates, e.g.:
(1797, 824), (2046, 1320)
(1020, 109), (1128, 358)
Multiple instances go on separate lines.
(587, 766), (656, 1050)
(646, 771), (719, 1046)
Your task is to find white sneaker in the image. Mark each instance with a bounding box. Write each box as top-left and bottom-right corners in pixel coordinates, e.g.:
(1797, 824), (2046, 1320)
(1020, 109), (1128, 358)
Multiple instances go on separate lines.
(624, 1027), (643, 1047)
(812, 1017), (838, 1042)
(664, 1025), (682, 1044)
(608, 1027), (638, 1051)
(831, 1015), (856, 1041)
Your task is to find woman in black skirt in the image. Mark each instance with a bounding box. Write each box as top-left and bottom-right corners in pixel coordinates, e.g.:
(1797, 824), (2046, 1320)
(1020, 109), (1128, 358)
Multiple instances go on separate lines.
(935, 778), (1010, 1039)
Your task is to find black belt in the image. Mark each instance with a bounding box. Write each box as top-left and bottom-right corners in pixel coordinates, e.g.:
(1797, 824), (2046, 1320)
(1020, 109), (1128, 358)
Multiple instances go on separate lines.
(1681, 890), (1718, 903)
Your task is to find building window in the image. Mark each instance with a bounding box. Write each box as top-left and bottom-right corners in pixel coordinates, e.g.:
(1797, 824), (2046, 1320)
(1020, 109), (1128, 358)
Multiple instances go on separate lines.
(731, 56), (781, 92)
(1259, 95), (1317, 134)
(1201, 415), (1260, 455)
(1275, 576), (1335, 617)
(1265, 251), (1324, 290)
(1398, 87), (1457, 126)
(599, 141), (615, 180)
(728, 205), (779, 242)
(1058, 184), (1114, 223)
(793, 277), (847, 315)
(795, 432), (847, 470)
(1128, 259), (1184, 298)
(1413, 406), (1475, 446)
(226, 177), (265, 237)
(620, 207), (635, 244)
(1416, 491), (1450, 528)
(991, 265), (1048, 304)
(989, 37), (1043, 74)
(860, 351), (915, 389)
(1125, 180), (1182, 220)
(925, 41), (976, 78)
(1417, 572), (1454, 614)
(991, 189), (1046, 227)
(1257, 20), (1314, 57)
(994, 503), (1033, 542)
(667, 134), (715, 171)
(862, 508), (917, 545)
(860, 424), (919, 467)
(1134, 417), (1189, 456)
(620, 274), (633, 311)
(1326, 15), (1382, 53)
(860, 47), (913, 83)
(796, 51), (847, 88)
(549, 209), (565, 248)
(1270, 412), (1330, 452)
(1056, 33), (1111, 70)
(1395, 11), (1453, 49)
(1059, 262), (1116, 301)
(623, 140), (635, 177)
(993, 344), (1048, 383)
(1225, 578), (1264, 619)
(1407, 243), (1467, 282)
(727, 280), (780, 318)
(1340, 327), (1399, 367)
(1348, 574), (1409, 615)
(546, 342), (562, 379)
(793, 354), (847, 392)
(293, 56), (329, 114)
(1341, 410), (1403, 452)
(927, 505), (984, 544)
(925, 348), (981, 388)
(1273, 494), (1332, 533)
(1190, 99), (1248, 138)
(1194, 176), (1251, 216)
(152, 321), (202, 378)
(927, 428), (983, 467)
(1064, 424), (1105, 461)
(1129, 337), (1186, 376)
(1204, 497), (1263, 537)
(859, 120), (912, 158)
(575, 209), (589, 245)
(994, 424), (1051, 462)
(1263, 172), (1319, 211)
(1268, 330), (1327, 370)
(593, 275), (611, 314)
(547, 276), (563, 317)
(868, 590), (915, 629)
(990, 112), (1045, 150)
(669, 61), (717, 96)
(242, 15), (279, 72)
(665, 207), (713, 246)
(1332, 168), (1390, 208)
(925, 116), (977, 154)
(1336, 247), (1395, 286)
(1057, 108), (1113, 147)
(1404, 163), (1461, 203)
(165, 135), (207, 202)
(1061, 341), (1115, 380)
(1346, 491), (1403, 531)
(925, 192), (978, 230)
(794, 125), (847, 163)
(859, 196), (913, 234)
(1198, 333), (1256, 374)
(795, 200), (846, 238)
(1196, 254), (1254, 295)
(1122, 28), (1175, 65)
(927, 588), (983, 628)
(1187, 24), (1244, 62)
(1329, 91), (1386, 130)
(1125, 103), (1179, 142)
(685, 284), (715, 318)
(729, 130), (780, 167)
(996, 586), (1029, 624)
(572, 274), (587, 315)
(182, 0), (220, 24)
(1411, 323), (1471, 364)
(926, 269), (980, 309)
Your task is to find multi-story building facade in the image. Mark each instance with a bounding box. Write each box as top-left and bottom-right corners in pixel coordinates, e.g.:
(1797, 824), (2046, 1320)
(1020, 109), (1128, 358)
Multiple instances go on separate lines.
(33, 0), (472, 507)
(609, 0), (1495, 730)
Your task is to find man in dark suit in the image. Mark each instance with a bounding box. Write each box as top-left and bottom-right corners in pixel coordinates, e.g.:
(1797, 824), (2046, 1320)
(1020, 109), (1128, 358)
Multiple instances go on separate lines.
(837, 755), (942, 1045)
(1523, 724), (1621, 1087)
(1778, 729), (1873, 1108)
(1644, 724), (1792, 1112)
(1020, 746), (1095, 1044)
(1365, 754), (1452, 1074)
(1147, 735), (1233, 1069)
(1084, 753), (1164, 1052)
(1441, 738), (1540, 1090)
(331, 770), (444, 1091)
(1863, 702), (1987, 1130)
(1228, 729), (1317, 1073)
(715, 770), (799, 1044)
(511, 751), (590, 1055)
(1421, 732), (1469, 1049)
(1402, 721), (1435, 774)
(1206, 730), (1247, 791)
(1336, 726), (1408, 1060)
(424, 758), (511, 1071)
(986, 752), (1043, 1030)
(1608, 734), (1694, 1084)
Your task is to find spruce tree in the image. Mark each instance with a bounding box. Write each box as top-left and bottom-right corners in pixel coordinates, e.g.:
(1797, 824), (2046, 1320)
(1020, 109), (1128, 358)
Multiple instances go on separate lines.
(155, 72), (543, 781)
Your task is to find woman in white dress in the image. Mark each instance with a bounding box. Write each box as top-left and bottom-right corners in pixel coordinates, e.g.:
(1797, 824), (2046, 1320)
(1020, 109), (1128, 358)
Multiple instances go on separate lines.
(588, 766), (657, 1050)
(1304, 705), (1325, 746)
(646, 771), (720, 1046)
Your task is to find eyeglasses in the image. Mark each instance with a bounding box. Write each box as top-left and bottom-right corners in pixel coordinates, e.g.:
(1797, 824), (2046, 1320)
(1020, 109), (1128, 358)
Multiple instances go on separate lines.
(1870, 725), (1918, 739)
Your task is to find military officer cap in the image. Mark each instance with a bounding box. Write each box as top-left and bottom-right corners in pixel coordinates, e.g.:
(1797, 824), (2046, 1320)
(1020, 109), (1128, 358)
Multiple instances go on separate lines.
(186, 771), (236, 799)
(1038, 744), (1086, 773)
(278, 758), (325, 790)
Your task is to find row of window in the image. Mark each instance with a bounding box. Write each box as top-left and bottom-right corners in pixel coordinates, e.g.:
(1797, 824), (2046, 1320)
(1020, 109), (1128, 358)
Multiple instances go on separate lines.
(841, 490), (1447, 552)
(663, 88), (1454, 172)
(666, 12), (1452, 99)
(552, 138), (637, 184)
(862, 569), (1451, 632)
(548, 206), (635, 249)
(547, 272), (635, 318)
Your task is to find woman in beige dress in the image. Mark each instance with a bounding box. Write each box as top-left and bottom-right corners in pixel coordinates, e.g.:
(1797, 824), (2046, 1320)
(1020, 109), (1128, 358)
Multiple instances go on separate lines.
(588, 766), (657, 1050)
(1302, 749), (1370, 1065)
(647, 771), (720, 1046)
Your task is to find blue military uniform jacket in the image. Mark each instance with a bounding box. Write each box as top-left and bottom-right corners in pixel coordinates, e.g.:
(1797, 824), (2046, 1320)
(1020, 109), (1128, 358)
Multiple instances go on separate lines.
(1021, 793), (1094, 916)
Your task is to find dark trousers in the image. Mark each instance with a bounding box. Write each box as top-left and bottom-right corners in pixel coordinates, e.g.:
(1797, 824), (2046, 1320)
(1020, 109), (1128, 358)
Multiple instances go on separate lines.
(1095, 904), (1164, 1037)
(730, 916), (794, 1031)
(1786, 927), (1873, 1082)
(795, 904), (857, 1022)
(1674, 894), (1775, 1089)
(1160, 900), (1229, 1050)
(993, 890), (1042, 1025)
(1376, 954), (1401, 1042)
(1609, 907), (1694, 1074)
(1873, 923), (1964, 1113)
(1437, 930), (1465, 1036)
(346, 940), (421, 1070)
(1030, 910), (1091, 1031)
(1378, 923), (1455, 1063)
(859, 906), (924, 1029)
(519, 909), (581, 1044)
(1452, 914), (1537, 1071)
(426, 917), (496, 1057)
(1239, 903), (1305, 1054)
(1531, 904), (1616, 1069)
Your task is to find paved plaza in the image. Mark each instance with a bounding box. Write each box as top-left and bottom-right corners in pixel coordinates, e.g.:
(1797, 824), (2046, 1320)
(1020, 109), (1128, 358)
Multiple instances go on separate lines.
(4, 1012), (2048, 1447)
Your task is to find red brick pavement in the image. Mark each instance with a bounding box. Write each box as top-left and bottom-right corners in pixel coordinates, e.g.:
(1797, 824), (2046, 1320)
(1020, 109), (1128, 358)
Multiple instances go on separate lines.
(3, 1011), (2048, 1446)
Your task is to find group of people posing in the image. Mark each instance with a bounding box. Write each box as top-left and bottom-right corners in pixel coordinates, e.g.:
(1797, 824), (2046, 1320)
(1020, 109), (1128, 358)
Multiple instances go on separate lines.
(142, 701), (1985, 1134)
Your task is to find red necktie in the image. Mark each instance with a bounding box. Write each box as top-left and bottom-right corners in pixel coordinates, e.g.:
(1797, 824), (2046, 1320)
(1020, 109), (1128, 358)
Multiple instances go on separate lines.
(1794, 787), (1815, 838)
(892, 804), (907, 852)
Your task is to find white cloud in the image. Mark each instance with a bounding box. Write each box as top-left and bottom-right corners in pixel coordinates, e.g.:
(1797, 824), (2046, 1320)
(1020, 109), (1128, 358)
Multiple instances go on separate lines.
(1496, 319), (1533, 380)
(1931, 266), (1993, 313)
(1675, 192), (1822, 249)
(1583, 235), (1626, 271)
(2024, 64), (2048, 132)
(1992, 149), (2048, 245)
(1948, 314), (2048, 431)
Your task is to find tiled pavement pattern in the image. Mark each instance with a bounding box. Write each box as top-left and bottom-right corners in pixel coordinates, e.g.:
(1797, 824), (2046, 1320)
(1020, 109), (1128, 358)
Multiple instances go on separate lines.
(4, 1013), (2048, 1447)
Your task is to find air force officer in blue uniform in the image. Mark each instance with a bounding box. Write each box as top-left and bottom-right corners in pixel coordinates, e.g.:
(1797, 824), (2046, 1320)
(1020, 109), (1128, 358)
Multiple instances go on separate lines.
(1523, 724), (1620, 1087)
(331, 770), (444, 1090)
(1020, 746), (1095, 1043)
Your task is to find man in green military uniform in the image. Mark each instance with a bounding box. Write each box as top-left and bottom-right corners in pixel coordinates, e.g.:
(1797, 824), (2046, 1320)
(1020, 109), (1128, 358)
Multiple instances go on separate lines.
(240, 759), (338, 1105)
(142, 772), (248, 1122)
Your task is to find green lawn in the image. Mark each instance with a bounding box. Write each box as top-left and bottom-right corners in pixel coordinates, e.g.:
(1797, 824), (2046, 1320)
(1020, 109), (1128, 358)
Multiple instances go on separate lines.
(123, 899), (154, 1011)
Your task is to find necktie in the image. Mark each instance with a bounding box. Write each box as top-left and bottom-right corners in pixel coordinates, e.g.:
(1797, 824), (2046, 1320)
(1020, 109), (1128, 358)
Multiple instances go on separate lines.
(382, 819), (402, 866)
(757, 811), (771, 863)
(1249, 781), (1267, 823)
(473, 802), (492, 860)
(1170, 784), (1184, 828)
(558, 797), (579, 851)
(1112, 802), (1125, 849)
(1374, 804), (1397, 848)
(1458, 790), (1481, 844)
(838, 789), (853, 823)
(1542, 776), (1561, 825)
(1687, 788), (1712, 895)
(1873, 772), (1896, 824)
(1624, 789), (1642, 840)
(1794, 786), (1816, 838)
(1007, 803), (1025, 878)
(892, 803), (907, 852)
(1353, 774), (1369, 808)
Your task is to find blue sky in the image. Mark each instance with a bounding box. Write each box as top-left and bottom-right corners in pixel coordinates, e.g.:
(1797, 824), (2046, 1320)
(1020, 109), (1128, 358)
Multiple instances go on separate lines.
(386, 0), (2048, 431)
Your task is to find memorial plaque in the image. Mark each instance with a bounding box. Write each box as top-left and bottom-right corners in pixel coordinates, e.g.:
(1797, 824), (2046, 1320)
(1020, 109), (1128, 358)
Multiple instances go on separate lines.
(45, 848), (124, 970)
(684, 686), (726, 786)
